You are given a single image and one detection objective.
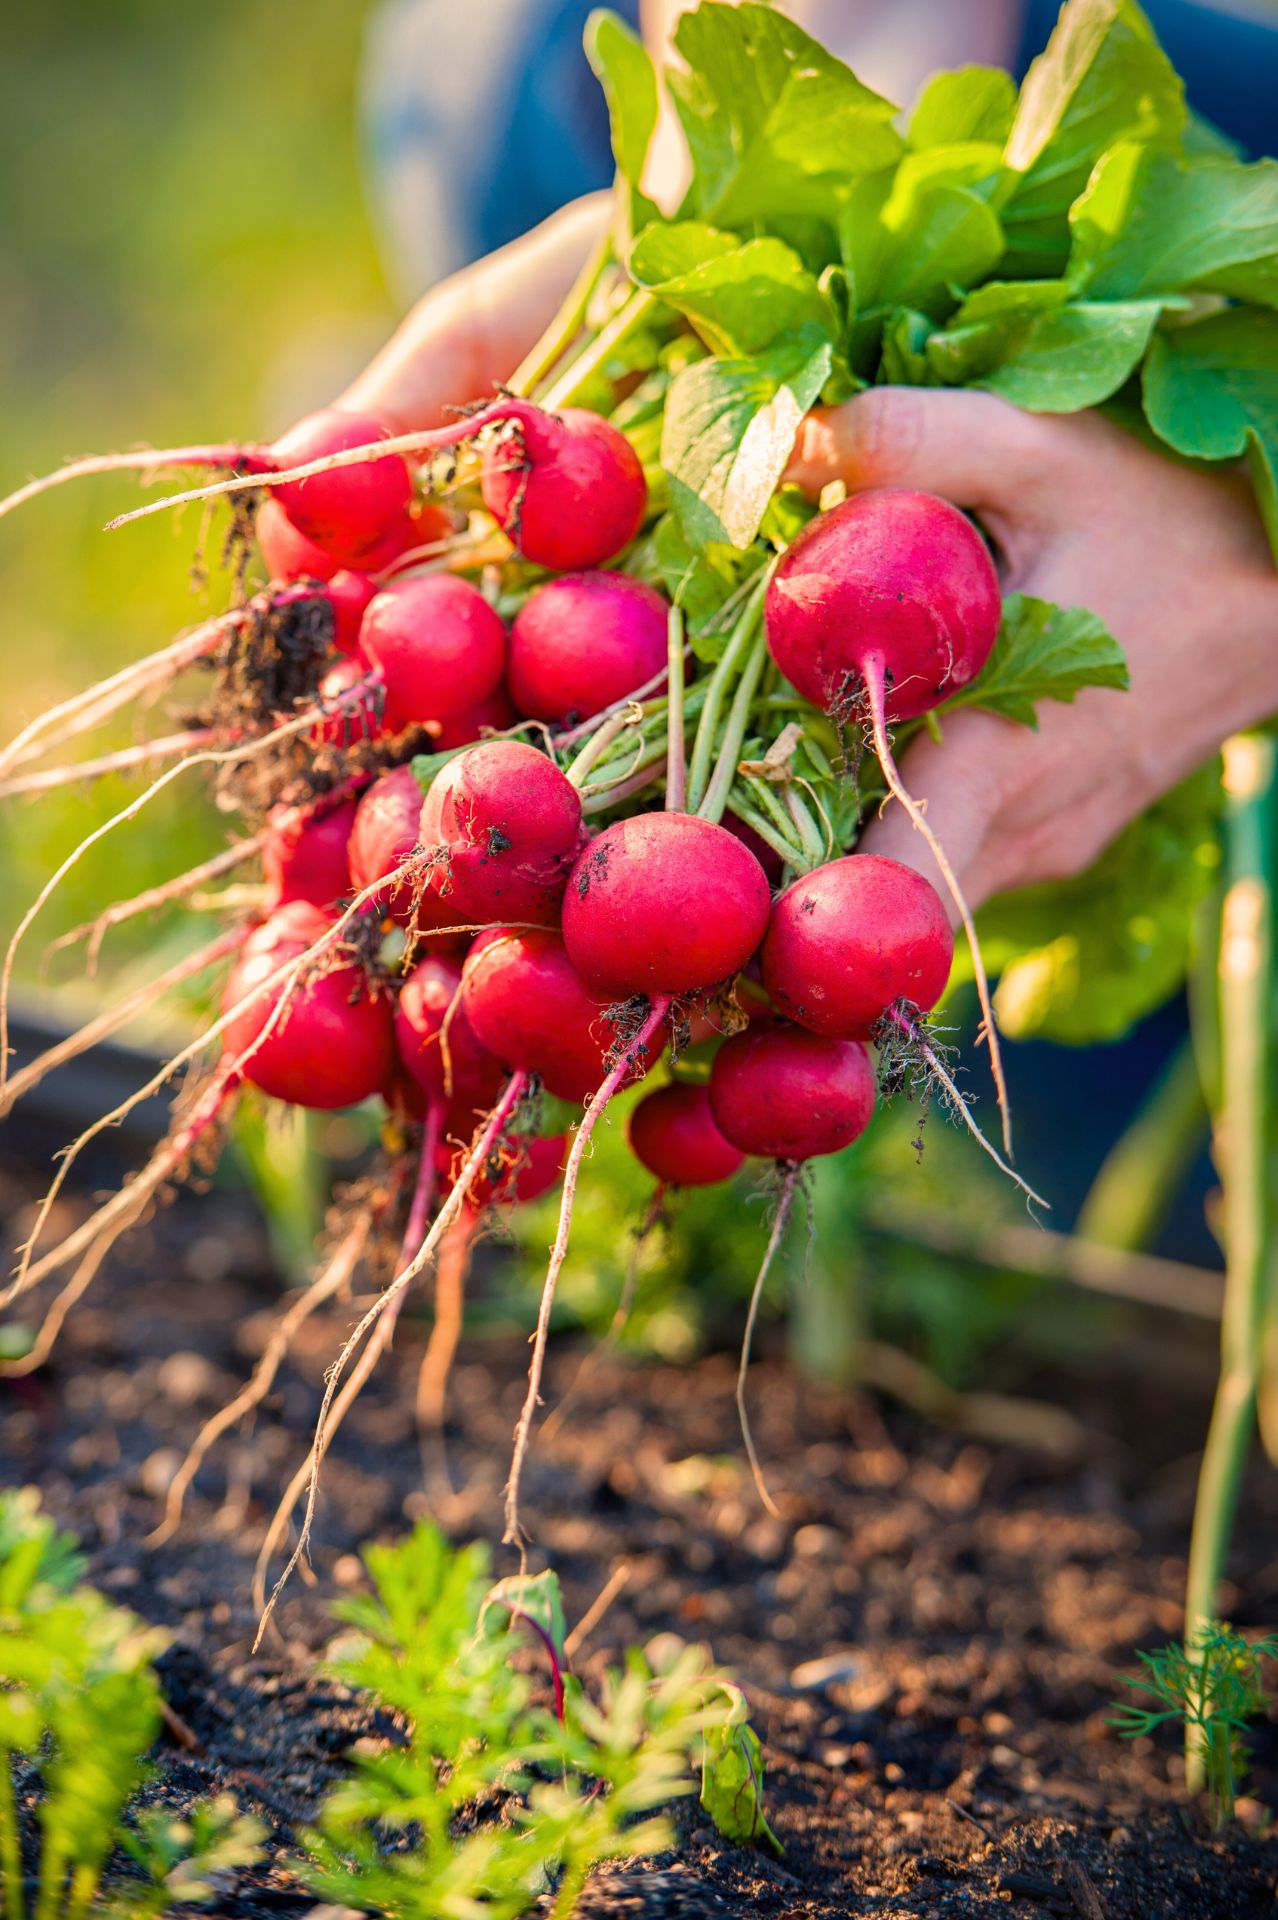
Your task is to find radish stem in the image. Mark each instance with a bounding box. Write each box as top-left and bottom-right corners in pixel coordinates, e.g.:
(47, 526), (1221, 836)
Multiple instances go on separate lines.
(665, 606), (686, 812)
(697, 632), (768, 827)
(686, 579), (767, 815)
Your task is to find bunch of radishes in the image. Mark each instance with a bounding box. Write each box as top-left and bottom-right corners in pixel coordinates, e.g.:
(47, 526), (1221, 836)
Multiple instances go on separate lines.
(0, 381), (1042, 1572)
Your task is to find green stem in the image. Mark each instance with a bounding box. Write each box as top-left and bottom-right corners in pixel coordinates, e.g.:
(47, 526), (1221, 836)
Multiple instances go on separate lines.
(1076, 1037), (1207, 1252)
(686, 580), (767, 815)
(727, 795), (805, 871)
(785, 787), (828, 869)
(539, 290), (658, 411)
(563, 710), (634, 789)
(697, 632), (768, 827)
(665, 607), (686, 811)
(580, 753), (667, 814)
(508, 222), (615, 399)
(0, 1754), (22, 1920)
(1184, 732), (1276, 1792)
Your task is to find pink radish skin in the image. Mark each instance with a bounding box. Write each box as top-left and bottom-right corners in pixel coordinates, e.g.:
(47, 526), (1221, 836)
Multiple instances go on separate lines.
(421, 741), (585, 930)
(360, 574), (507, 733)
(460, 929), (657, 1103)
(710, 1025), (876, 1161)
(326, 571), (378, 656)
(439, 1131), (566, 1208)
(761, 854), (953, 1040)
(263, 798), (358, 911)
(270, 410), (414, 567)
(257, 497), (340, 582)
(562, 812), (771, 1001)
(221, 901), (394, 1109)
(425, 684), (518, 752)
(765, 488), (1000, 724)
(480, 406), (646, 570)
(348, 764), (464, 946)
(629, 1083), (745, 1187)
(395, 955), (506, 1124)
(724, 812), (785, 887)
(508, 572), (668, 724)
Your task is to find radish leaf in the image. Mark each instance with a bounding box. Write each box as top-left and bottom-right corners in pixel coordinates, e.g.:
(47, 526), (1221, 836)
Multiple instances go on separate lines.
(949, 593), (1129, 727)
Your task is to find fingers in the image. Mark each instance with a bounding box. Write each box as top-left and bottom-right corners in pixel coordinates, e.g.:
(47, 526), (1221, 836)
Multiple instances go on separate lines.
(786, 387), (1063, 516)
(338, 193), (611, 433)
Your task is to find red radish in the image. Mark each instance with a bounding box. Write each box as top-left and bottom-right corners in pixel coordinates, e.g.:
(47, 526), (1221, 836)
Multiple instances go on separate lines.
(258, 495), (454, 586)
(765, 487), (1010, 1152)
(221, 901), (393, 1109)
(477, 404), (646, 570)
(263, 797), (358, 910)
(438, 1131), (566, 1208)
(460, 929), (658, 1103)
(709, 1025), (876, 1162)
(270, 410), (414, 566)
(629, 1082), (744, 1187)
(395, 956), (505, 1124)
(761, 854), (953, 1039)
(309, 658), (384, 749)
(111, 398), (647, 570)
(724, 812), (785, 887)
(326, 571), (377, 656)
(765, 489), (999, 725)
(360, 574), (507, 733)
(421, 740), (584, 929)
(257, 497), (339, 582)
(508, 572), (668, 724)
(425, 684), (518, 751)
(562, 812), (771, 1000)
(347, 764), (464, 946)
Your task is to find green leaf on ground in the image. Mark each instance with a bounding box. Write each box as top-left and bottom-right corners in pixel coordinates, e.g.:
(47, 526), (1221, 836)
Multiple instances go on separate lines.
(701, 1682), (784, 1857)
(949, 593), (1129, 727)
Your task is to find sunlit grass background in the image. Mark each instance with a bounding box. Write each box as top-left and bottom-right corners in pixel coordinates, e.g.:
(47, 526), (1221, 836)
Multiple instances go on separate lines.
(0, 0), (386, 1009)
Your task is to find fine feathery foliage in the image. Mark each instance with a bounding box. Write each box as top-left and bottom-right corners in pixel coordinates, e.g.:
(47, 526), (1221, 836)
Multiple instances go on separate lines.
(0, 1488), (263, 1920)
(1110, 1620), (1278, 1830)
(303, 1520), (780, 1919)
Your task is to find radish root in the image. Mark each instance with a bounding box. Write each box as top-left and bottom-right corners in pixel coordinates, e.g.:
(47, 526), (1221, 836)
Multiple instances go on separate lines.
(861, 653), (1013, 1158)
(503, 996), (669, 1555)
(738, 1165), (800, 1519)
(0, 442), (262, 529)
(254, 1074), (529, 1646)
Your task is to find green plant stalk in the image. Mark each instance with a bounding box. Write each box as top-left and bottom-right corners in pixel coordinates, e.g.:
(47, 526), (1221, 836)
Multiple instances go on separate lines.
(509, 220), (615, 399)
(539, 290), (659, 411)
(1184, 732), (1277, 1790)
(686, 580), (768, 814)
(785, 787), (829, 869)
(1076, 1036), (1207, 1251)
(666, 606), (687, 811)
(0, 1754), (22, 1920)
(725, 795), (805, 870)
(697, 633), (769, 827)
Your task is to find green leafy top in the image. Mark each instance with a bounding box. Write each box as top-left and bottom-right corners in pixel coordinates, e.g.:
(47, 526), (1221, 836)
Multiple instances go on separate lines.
(589, 0), (1276, 561)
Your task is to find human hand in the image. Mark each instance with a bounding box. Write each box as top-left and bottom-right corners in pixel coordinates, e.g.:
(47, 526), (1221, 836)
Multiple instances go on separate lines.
(337, 193), (609, 433)
(786, 389), (1278, 910)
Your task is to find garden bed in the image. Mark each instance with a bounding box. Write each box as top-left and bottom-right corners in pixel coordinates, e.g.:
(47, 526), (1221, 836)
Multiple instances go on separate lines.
(2, 1162), (1276, 1919)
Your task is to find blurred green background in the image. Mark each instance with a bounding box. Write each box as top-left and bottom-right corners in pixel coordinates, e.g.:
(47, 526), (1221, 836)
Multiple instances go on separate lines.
(0, 0), (386, 1022)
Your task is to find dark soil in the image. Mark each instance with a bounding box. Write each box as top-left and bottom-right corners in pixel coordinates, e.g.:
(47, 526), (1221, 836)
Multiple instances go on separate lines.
(2, 1159), (1277, 1919)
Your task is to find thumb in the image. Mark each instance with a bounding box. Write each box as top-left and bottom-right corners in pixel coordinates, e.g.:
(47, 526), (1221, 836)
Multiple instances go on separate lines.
(786, 386), (1059, 516)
